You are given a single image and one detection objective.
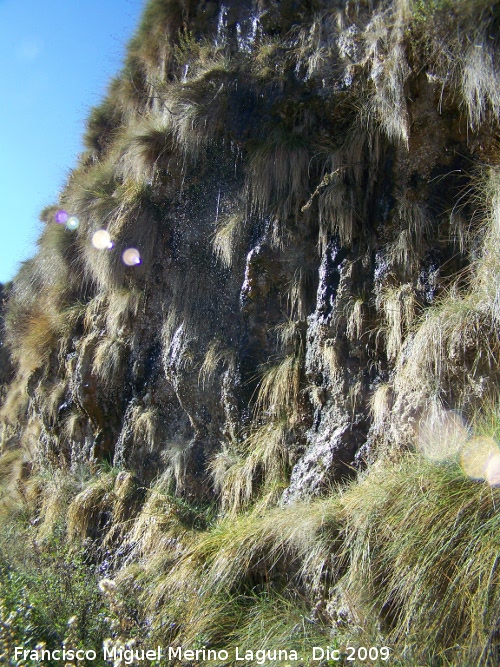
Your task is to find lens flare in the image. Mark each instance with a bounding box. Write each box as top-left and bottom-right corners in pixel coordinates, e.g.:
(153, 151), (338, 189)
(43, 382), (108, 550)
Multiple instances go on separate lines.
(459, 436), (500, 481)
(92, 230), (112, 250)
(55, 209), (69, 224)
(122, 248), (141, 266)
(485, 454), (500, 486)
(65, 216), (79, 231)
(417, 407), (468, 462)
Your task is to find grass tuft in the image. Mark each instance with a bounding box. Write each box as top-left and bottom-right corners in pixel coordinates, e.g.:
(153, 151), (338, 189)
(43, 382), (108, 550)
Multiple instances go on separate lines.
(212, 211), (246, 269)
(339, 454), (500, 665)
(198, 339), (235, 390)
(247, 127), (310, 233)
(67, 470), (118, 541)
(255, 354), (303, 421)
(377, 283), (418, 361)
(211, 422), (292, 515)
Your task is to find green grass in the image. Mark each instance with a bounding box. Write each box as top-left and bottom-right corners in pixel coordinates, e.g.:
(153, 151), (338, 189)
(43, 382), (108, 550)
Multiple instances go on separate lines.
(0, 523), (107, 660)
(166, 591), (334, 666)
(339, 455), (500, 665)
(226, 593), (334, 665)
(138, 495), (341, 659)
(84, 96), (123, 157)
(114, 117), (174, 184)
(3, 435), (500, 665)
(136, 441), (500, 665)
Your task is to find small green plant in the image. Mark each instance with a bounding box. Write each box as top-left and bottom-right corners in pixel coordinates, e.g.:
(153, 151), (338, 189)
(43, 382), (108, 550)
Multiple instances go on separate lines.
(0, 525), (108, 661)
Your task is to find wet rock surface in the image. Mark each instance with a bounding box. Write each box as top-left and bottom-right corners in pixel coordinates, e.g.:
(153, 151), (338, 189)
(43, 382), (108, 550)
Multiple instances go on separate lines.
(1, 0), (500, 505)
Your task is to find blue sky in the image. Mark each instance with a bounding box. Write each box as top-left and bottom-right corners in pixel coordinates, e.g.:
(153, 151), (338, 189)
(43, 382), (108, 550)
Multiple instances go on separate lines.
(0, 0), (145, 284)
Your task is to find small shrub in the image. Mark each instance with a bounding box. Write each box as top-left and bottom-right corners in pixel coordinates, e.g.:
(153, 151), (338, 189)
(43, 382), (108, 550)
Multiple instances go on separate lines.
(0, 524), (107, 658)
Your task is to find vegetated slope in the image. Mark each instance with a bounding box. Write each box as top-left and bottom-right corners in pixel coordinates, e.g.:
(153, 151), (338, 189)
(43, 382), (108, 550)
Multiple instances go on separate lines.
(1, 0), (500, 664)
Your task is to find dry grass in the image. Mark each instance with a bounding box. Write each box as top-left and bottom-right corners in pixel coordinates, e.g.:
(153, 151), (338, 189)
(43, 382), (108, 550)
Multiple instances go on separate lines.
(292, 16), (327, 82)
(252, 320), (305, 422)
(393, 167), (500, 404)
(461, 38), (500, 130)
(338, 455), (500, 665)
(408, 0), (500, 131)
(2, 0), (500, 660)
(4, 220), (86, 375)
(146, 494), (341, 619)
(198, 339), (235, 390)
(63, 160), (119, 233)
(65, 469), (145, 544)
(92, 338), (127, 387)
(84, 96), (123, 157)
(247, 128), (310, 231)
(105, 288), (143, 339)
(369, 383), (393, 433)
(321, 341), (341, 381)
(121, 479), (196, 565)
(66, 175), (159, 290)
(131, 404), (158, 452)
(474, 168), (500, 308)
(387, 198), (430, 273)
(61, 408), (86, 447)
(210, 448), (252, 516)
(36, 469), (87, 540)
(64, 166), (159, 289)
(317, 129), (381, 250)
(356, 0), (500, 145)
(285, 268), (309, 321)
(89, 182), (159, 290)
(0, 448), (27, 521)
(165, 54), (233, 159)
(368, 37), (410, 147)
(44, 381), (68, 425)
(67, 471), (117, 540)
(250, 38), (285, 81)
(346, 297), (365, 342)
(397, 293), (498, 406)
(254, 354), (303, 421)
(318, 179), (356, 247)
(5, 416), (500, 666)
(212, 211), (246, 269)
(0, 374), (30, 433)
(115, 116), (174, 184)
(8, 298), (82, 375)
(13, 311), (60, 372)
(104, 471), (145, 545)
(274, 319), (304, 353)
(160, 438), (197, 495)
(211, 422), (292, 515)
(377, 283), (418, 361)
(129, 464), (340, 631)
(128, 0), (187, 76)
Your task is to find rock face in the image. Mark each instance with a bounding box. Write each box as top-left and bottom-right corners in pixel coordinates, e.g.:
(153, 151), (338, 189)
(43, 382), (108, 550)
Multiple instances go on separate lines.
(0, 285), (13, 397)
(1, 0), (500, 503)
